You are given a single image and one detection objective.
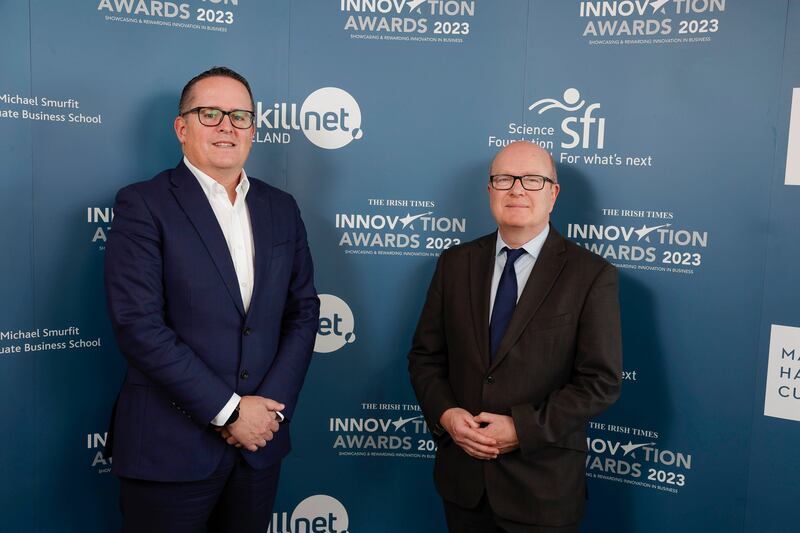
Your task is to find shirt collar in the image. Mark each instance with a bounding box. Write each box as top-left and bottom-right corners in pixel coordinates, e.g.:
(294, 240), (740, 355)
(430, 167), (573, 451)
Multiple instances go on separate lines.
(495, 224), (550, 261)
(183, 156), (249, 201)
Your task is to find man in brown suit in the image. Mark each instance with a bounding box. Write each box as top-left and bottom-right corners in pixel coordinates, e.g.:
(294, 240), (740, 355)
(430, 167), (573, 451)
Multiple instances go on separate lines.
(408, 141), (622, 532)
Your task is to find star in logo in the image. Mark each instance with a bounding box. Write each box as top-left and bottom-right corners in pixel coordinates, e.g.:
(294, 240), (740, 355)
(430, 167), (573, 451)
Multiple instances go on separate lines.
(621, 441), (656, 458)
(634, 223), (671, 242)
(650, 0), (670, 13)
(391, 415), (424, 431)
(399, 211), (433, 230)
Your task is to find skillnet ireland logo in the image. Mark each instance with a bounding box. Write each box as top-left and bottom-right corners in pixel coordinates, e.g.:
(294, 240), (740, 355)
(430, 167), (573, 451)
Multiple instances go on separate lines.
(586, 420), (693, 495)
(339, 0), (476, 45)
(314, 294), (356, 354)
(577, 0), (729, 47)
(489, 87), (655, 170)
(567, 208), (709, 276)
(254, 87), (363, 150)
(267, 494), (350, 533)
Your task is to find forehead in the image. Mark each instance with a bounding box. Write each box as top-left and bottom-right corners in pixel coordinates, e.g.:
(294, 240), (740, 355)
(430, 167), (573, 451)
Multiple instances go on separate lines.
(491, 145), (553, 176)
(186, 76), (251, 109)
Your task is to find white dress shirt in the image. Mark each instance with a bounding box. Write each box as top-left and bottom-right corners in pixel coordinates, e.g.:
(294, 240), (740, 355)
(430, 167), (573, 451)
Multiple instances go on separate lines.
(184, 157), (255, 311)
(488, 225), (550, 321)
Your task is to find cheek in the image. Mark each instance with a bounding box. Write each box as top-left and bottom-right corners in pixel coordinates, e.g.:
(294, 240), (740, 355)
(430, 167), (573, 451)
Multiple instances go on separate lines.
(488, 196), (502, 214)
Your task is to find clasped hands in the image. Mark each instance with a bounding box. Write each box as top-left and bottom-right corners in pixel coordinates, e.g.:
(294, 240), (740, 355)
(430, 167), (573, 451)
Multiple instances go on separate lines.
(214, 396), (284, 452)
(440, 407), (519, 460)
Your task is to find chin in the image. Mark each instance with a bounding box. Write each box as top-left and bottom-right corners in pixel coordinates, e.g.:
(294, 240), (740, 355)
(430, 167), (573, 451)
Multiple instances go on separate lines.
(210, 158), (241, 169)
(503, 218), (533, 228)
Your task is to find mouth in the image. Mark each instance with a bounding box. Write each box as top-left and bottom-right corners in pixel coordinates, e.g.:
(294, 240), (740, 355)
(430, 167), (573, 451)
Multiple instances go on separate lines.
(212, 141), (236, 148)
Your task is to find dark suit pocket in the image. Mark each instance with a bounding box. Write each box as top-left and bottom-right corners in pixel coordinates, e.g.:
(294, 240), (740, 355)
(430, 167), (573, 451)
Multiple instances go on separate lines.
(529, 312), (574, 332)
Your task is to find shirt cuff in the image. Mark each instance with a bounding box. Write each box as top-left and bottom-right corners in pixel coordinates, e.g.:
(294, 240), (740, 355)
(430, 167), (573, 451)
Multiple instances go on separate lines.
(276, 411), (285, 423)
(210, 393), (241, 426)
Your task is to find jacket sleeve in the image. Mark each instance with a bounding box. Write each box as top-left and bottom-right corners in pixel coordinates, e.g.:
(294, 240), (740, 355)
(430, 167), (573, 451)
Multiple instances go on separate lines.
(105, 185), (232, 425)
(408, 251), (459, 438)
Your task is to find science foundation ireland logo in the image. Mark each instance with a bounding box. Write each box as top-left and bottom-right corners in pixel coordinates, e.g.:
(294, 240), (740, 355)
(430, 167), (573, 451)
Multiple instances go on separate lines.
(488, 87), (656, 169)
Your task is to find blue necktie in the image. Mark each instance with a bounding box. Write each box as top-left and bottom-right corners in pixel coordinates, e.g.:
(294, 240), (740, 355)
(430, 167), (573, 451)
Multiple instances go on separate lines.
(490, 247), (527, 360)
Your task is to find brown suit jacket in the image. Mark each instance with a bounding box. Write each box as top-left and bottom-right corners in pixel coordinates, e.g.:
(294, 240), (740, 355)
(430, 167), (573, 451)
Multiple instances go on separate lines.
(408, 225), (622, 526)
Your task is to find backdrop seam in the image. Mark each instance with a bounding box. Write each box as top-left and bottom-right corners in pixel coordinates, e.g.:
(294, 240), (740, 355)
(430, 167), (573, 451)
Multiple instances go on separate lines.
(740, 2), (793, 531)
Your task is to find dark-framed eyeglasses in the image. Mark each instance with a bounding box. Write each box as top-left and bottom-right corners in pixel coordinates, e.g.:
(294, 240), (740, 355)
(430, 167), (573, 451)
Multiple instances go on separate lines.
(180, 107), (255, 129)
(489, 174), (555, 191)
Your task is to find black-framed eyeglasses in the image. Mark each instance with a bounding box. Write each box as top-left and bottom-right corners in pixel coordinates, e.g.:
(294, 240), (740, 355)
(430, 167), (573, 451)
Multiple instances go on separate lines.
(489, 174), (555, 191)
(180, 107), (255, 129)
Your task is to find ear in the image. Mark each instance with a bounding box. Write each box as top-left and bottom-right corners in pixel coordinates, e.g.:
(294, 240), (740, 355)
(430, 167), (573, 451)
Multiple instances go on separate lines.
(174, 115), (187, 145)
(548, 183), (560, 212)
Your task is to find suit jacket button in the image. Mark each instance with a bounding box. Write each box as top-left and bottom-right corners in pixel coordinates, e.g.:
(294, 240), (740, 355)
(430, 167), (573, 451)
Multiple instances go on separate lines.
(240, 370), (249, 380)
(486, 376), (495, 384)
(243, 327), (252, 336)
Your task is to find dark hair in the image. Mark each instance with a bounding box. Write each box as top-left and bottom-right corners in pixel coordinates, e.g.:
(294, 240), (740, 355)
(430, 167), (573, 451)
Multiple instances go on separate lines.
(178, 66), (255, 114)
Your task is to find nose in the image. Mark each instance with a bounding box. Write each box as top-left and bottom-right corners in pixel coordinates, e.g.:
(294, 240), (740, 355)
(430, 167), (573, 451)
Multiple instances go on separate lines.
(509, 178), (526, 194)
(217, 114), (235, 131)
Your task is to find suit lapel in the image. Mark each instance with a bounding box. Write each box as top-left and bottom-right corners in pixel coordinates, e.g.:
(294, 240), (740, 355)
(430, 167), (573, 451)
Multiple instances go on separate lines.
(169, 161), (245, 317)
(246, 183), (274, 313)
(489, 227), (567, 372)
(469, 233), (497, 370)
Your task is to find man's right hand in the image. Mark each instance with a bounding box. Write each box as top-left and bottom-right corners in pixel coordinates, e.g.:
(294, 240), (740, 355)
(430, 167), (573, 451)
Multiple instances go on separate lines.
(440, 407), (500, 460)
(224, 396), (284, 452)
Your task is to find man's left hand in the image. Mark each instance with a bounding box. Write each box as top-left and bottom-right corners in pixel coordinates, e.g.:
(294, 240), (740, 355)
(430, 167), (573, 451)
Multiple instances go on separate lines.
(215, 426), (242, 448)
(474, 412), (519, 454)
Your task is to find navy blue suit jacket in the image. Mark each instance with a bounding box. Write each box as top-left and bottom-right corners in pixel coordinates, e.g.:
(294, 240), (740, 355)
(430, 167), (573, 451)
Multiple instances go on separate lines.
(105, 161), (319, 482)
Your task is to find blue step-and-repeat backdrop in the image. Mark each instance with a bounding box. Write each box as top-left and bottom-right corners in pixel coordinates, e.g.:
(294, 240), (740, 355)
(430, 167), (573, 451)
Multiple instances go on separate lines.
(2, 1), (799, 532)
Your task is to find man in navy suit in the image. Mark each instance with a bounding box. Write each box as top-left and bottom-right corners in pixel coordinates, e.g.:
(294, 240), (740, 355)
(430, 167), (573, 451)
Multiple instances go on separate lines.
(105, 66), (320, 532)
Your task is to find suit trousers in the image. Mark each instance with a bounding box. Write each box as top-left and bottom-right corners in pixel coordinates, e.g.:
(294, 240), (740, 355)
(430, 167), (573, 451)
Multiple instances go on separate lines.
(444, 495), (580, 533)
(119, 446), (280, 533)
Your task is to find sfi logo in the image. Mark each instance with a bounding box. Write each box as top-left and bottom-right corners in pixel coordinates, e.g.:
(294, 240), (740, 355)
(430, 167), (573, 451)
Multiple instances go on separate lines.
(314, 294), (356, 354)
(301, 88), (363, 149)
(529, 87), (606, 149)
